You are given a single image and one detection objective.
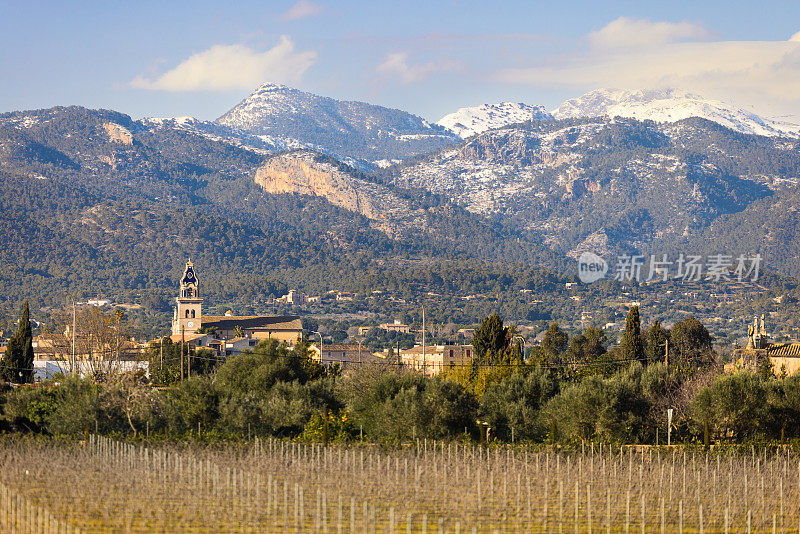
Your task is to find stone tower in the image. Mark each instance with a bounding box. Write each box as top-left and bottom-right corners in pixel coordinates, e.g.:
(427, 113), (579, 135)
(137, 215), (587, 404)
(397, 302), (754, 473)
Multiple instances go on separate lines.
(746, 314), (770, 350)
(172, 260), (203, 336)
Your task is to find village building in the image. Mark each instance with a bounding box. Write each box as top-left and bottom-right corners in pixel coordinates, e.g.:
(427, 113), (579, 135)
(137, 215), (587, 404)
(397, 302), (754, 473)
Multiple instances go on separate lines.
(400, 344), (475, 376)
(33, 327), (142, 362)
(357, 320), (412, 336)
(308, 344), (382, 369)
(380, 320), (411, 333)
(170, 261), (303, 347)
(276, 290), (308, 305)
(734, 315), (800, 375)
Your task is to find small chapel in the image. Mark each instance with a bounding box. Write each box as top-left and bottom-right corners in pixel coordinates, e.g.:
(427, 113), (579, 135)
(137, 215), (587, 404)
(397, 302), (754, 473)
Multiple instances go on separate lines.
(171, 261), (303, 347)
(734, 314), (800, 375)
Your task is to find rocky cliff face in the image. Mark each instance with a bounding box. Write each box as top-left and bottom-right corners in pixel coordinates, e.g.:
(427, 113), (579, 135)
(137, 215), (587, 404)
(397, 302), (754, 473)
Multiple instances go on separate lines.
(103, 122), (133, 145)
(254, 151), (423, 235)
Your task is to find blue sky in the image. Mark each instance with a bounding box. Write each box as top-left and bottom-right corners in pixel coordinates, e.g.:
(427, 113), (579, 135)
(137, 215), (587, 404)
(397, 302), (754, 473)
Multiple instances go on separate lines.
(2, 1), (800, 121)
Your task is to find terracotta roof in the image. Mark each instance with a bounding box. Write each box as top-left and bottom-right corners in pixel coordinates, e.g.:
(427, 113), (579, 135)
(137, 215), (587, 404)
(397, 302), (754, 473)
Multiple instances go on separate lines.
(314, 344), (363, 352)
(401, 345), (473, 354)
(768, 343), (800, 357)
(201, 315), (302, 331)
(167, 333), (208, 343)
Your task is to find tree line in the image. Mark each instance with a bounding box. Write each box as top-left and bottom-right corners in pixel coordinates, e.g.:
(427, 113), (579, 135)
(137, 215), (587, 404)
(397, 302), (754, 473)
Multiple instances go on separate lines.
(3, 306), (799, 445)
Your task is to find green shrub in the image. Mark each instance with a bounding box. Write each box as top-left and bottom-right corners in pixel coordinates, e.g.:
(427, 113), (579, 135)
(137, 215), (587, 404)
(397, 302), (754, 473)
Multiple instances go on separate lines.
(341, 369), (477, 441)
(692, 371), (768, 441)
(478, 368), (558, 440)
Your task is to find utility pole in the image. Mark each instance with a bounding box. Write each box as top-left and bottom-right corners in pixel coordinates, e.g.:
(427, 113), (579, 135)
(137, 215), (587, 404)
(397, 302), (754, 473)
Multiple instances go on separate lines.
(312, 331), (323, 367)
(664, 339), (669, 366)
(181, 326), (185, 383)
(422, 306), (426, 376)
(115, 309), (121, 371)
(71, 298), (76, 376)
(667, 408), (674, 446)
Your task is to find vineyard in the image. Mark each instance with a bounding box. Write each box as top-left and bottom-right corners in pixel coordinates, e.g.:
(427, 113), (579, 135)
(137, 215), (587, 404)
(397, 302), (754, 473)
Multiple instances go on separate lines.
(0, 437), (799, 532)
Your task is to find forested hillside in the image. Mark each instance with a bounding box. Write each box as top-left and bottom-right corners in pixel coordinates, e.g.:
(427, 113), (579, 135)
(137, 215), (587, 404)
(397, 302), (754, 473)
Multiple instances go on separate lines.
(386, 116), (800, 274)
(0, 106), (560, 330)
(2, 104), (800, 340)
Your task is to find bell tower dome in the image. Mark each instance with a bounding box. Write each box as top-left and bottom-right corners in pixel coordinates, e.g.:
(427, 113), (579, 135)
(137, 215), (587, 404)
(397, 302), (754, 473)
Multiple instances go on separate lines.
(172, 260), (203, 335)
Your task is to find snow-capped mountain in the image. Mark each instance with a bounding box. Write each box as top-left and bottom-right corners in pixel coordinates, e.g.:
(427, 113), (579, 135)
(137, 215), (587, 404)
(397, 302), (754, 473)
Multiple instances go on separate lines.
(215, 83), (458, 161)
(390, 115), (795, 262)
(142, 115), (316, 153)
(437, 102), (553, 138)
(553, 88), (800, 138)
(141, 115), (377, 173)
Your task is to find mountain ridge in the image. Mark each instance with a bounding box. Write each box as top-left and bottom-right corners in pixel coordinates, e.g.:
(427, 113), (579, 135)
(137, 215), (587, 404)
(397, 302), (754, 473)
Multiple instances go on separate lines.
(553, 88), (800, 138)
(3, 91), (800, 281)
(436, 102), (553, 138)
(384, 114), (800, 275)
(1, 99), (800, 339)
(214, 83), (459, 162)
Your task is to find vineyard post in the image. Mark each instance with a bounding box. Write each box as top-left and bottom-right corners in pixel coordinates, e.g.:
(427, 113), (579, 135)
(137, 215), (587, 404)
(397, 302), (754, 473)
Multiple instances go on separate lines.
(641, 493), (645, 534)
(587, 484), (592, 534)
(626, 489), (630, 534)
(724, 507), (728, 534)
(699, 504), (704, 534)
(667, 409), (673, 447)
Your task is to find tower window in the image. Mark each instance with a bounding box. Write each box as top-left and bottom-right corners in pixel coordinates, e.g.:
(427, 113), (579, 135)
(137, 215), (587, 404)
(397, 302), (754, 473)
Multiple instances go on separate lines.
(191, 310), (195, 318)
(185, 310), (190, 318)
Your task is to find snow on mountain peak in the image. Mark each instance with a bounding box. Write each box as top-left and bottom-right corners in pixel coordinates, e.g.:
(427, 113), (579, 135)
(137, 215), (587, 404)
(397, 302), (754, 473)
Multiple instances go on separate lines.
(255, 82), (288, 91)
(437, 102), (553, 138)
(214, 83), (458, 161)
(553, 88), (800, 138)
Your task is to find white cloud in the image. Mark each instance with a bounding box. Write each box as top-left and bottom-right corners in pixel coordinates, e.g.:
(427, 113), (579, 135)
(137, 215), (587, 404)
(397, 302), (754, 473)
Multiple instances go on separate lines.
(131, 36), (317, 91)
(376, 52), (458, 83)
(495, 19), (800, 118)
(280, 0), (323, 21)
(588, 17), (713, 50)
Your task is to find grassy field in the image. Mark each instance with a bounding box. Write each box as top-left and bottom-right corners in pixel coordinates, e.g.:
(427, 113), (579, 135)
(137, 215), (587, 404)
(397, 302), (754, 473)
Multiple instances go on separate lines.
(0, 436), (799, 532)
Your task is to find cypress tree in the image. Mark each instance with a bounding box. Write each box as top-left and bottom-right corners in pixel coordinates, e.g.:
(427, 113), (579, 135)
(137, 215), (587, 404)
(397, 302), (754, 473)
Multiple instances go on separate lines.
(619, 305), (646, 365)
(542, 322), (569, 359)
(473, 313), (508, 364)
(645, 320), (670, 364)
(1, 300), (34, 383)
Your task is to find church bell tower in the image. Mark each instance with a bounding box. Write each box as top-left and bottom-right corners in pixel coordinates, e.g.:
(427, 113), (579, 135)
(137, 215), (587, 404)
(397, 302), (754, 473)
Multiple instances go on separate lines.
(172, 260), (203, 336)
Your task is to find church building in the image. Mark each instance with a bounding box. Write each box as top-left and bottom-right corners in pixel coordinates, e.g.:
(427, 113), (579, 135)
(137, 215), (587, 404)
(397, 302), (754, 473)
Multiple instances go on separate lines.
(734, 315), (800, 375)
(171, 261), (303, 346)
